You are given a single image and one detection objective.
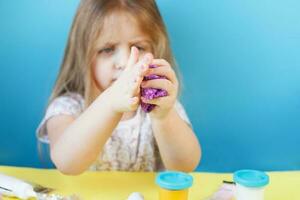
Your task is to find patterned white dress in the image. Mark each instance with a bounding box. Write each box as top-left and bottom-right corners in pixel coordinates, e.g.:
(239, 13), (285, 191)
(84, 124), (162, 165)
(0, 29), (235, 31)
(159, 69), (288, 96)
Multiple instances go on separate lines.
(36, 93), (191, 171)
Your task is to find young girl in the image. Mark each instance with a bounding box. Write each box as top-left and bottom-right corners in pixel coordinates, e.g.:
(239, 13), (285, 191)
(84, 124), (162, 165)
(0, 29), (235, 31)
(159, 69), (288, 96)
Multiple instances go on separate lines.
(36, 0), (201, 175)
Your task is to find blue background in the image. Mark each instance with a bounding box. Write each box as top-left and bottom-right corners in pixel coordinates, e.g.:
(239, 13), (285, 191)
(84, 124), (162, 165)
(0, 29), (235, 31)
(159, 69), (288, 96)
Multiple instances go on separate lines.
(0, 0), (299, 172)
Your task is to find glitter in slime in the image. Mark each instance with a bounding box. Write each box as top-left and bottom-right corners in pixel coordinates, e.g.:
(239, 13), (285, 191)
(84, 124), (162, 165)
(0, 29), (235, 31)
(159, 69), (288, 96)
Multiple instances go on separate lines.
(141, 64), (168, 112)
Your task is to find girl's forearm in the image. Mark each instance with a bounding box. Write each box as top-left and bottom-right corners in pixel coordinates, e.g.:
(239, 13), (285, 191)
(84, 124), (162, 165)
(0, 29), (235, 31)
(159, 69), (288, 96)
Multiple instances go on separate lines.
(152, 107), (201, 172)
(51, 90), (122, 175)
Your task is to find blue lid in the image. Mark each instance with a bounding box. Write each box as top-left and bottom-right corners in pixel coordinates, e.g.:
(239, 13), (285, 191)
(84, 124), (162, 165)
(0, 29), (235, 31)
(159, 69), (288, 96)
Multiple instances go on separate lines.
(155, 171), (193, 190)
(233, 169), (269, 188)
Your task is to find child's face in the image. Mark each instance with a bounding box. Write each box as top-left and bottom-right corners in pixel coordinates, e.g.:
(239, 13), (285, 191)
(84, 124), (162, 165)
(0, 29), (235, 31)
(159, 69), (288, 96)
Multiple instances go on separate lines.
(92, 11), (152, 93)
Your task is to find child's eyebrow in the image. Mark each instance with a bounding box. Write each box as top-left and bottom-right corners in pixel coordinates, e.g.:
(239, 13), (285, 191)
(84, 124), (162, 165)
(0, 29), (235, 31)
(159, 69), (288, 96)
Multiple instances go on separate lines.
(130, 38), (151, 44)
(97, 38), (151, 48)
(99, 41), (115, 47)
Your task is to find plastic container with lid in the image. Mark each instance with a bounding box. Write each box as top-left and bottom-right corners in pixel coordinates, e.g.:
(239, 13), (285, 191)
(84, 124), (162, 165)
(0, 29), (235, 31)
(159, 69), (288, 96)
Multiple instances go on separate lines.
(233, 169), (269, 200)
(155, 171), (193, 200)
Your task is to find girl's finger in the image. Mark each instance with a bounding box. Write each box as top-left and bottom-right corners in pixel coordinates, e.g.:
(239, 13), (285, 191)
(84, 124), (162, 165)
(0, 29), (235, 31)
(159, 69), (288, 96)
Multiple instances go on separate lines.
(131, 76), (143, 96)
(141, 79), (176, 96)
(127, 96), (140, 111)
(126, 64), (148, 96)
(141, 95), (174, 107)
(151, 59), (170, 67)
(126, 46), (139, 69)
(147, 65), (177, 85)
(126, 53), (152, 84)
(134, 53), (153, 77)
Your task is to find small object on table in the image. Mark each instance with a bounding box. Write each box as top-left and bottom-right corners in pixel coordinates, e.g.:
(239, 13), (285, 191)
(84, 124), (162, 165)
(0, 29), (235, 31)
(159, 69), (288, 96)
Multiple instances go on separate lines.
(233, 169), (269, 200)
(126, 192), (144, 200)
(0, 173), (79, 200)
(155, 171), (193, 200)
(208, 181), (235, 200)
(141, 64), (168, 112)
(0, 173), (37, 199)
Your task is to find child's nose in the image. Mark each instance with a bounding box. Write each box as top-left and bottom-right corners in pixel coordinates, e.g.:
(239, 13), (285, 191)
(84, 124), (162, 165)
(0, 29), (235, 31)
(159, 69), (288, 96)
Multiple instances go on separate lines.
(115, 64), (125, 70)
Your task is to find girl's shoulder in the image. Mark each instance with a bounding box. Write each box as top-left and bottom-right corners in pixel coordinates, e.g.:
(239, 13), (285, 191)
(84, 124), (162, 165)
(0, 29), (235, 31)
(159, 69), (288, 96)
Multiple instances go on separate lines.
(46, 92), (85, 117)
(53, 92), (84, 105)
(36, 92), (84, 143)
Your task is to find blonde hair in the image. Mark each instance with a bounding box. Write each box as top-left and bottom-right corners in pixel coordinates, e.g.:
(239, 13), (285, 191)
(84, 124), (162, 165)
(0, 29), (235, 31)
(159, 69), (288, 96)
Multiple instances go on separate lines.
(49, 0), (181, 107)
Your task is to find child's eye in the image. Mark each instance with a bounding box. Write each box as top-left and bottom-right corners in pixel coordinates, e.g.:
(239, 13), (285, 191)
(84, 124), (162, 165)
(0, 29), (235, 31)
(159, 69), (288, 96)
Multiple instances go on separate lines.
(98, 47), (114, 54)
(134, 45), (145, 51)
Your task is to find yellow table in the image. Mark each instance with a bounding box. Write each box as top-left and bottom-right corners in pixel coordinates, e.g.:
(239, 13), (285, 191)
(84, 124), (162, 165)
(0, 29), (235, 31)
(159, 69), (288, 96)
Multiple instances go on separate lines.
(0, 166), (299, 200)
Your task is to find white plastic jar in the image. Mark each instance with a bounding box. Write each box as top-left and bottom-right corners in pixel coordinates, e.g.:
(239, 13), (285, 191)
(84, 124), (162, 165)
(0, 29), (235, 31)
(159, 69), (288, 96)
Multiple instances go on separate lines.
(233, 169), (269, 200)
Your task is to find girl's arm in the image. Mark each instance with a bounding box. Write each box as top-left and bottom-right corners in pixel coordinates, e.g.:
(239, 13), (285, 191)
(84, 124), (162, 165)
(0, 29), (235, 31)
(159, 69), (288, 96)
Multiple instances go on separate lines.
(141, 59), (201, 172)
(48, 91), (122, 175)
(48, 48), (152, 175)
(151, 107), (201, 172)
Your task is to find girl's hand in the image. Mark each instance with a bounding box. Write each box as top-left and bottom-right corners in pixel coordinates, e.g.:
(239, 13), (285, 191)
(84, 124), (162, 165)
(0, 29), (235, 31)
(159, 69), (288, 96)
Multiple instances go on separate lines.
(141, 59), (179, 120)
(106, 47), (153, 113)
